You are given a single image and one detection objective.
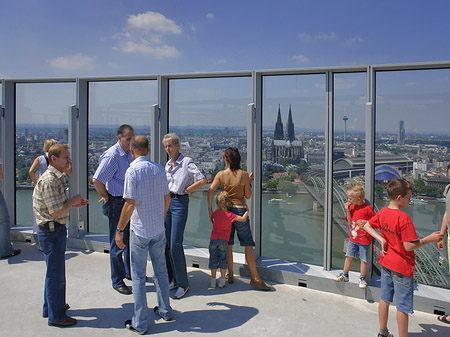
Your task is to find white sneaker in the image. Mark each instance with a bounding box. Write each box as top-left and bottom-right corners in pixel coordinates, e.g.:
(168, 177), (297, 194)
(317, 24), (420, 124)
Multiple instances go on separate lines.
(359, 278), (368, 289)
(218, 277), (226, 288)
(210, 278), (216, 288)
(333, 272), (349, 282)
(174, 287), (189, 299)
(169, 281), (178, 291)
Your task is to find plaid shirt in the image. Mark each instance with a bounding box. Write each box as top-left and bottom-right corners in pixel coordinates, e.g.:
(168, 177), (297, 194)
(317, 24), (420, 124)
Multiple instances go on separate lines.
(33, 165), (69, 225)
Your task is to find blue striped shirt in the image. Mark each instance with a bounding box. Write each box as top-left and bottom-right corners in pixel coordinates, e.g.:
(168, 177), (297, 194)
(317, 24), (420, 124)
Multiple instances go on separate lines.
(123, 156), (169, 239)
(93, 142), (133, 196)
(165, 154), (205, 194)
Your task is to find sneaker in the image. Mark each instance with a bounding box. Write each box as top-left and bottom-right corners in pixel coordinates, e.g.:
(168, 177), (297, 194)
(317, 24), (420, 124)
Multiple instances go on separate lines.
(153, 306), (172, 321)
(218, 277), (226, 288)
(210, 278), (216, 288)
(333, 272), (349, 282)
(377, 329), (394, 337)
(125, 320), (147, 335)
(174, 287), (189, 299)
(359, 278), (368, 289)
(169, 281), (178, 291)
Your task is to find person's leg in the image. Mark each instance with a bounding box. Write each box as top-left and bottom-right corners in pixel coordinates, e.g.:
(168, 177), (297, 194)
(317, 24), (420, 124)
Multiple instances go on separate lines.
(106, 199), (126, 287)
(148, 232), (172, 320)
(245, 246), (261, 281)
(0, 191), (14, 257)
(396, 310), (409, 337)
(41, 226), (67, 324)
(379, 266), (395, 335)
(360, 260), (368, 277)
(167, 196), (189, 289)
(164, 207), (174, 284)
(129, 230), (149, 333)
(378, 299), (390, 331)
(343, 256), (353, 273)
(227, 245), (234, 277)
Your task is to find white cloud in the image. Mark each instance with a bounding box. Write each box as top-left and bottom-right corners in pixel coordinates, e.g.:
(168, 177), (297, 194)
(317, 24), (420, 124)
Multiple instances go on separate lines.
(49, 54), (94, 70)
(127, 11), (181, 34)
(291, 54), (310, 63)
(346, 36), (365, 44)
(114, 11), (181, 58)
(206, 13), (215, 20)
(299, 32), (336, 41)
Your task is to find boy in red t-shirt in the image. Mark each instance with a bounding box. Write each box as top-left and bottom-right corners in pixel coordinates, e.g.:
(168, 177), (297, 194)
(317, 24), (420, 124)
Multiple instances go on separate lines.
(333, 182), (375, 288)
(359, 179), (442, 337)
(209, 192), (248, 288)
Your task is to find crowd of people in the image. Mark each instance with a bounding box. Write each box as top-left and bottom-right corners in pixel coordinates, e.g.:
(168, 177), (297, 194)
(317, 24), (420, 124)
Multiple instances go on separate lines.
(1, 124), (449, 335)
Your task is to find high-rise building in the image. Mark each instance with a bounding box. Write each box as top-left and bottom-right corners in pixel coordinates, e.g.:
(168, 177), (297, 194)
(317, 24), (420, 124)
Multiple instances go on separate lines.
(272, 105), (303, 164)
(398, 120), (405, 145)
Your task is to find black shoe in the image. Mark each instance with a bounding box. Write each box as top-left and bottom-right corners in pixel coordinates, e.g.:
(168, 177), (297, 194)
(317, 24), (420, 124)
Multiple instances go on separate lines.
(43, 303), (70, 318)
(125, 319), (147, 335)
(1, 249), (21, 259)
(48, 316), (77, 327)
(113, 284), (132, 295)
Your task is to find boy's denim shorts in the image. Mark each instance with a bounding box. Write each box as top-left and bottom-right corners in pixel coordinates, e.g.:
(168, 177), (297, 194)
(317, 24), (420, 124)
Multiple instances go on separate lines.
(228, 206), (255, 247)
(380, 266), (414, 314)
(209, 239), (228, 270)
(345, 240), (370, 263)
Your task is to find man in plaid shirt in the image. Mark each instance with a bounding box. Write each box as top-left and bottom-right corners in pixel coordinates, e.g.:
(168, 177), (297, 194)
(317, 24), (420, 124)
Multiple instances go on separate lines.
(33, 144), (88, 327)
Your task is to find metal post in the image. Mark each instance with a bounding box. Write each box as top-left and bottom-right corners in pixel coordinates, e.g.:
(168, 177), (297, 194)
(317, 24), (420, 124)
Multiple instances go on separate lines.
(150, 104), (160, 163)
(158, 76), (169, 165)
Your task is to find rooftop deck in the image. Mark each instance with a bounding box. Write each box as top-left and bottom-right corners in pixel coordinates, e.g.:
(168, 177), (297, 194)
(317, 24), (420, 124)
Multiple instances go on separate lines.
(1, 241), (448, 337)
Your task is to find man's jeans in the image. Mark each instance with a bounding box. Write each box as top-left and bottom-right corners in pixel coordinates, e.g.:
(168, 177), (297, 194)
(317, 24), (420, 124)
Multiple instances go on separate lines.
(0, 191), (14, 257)
(103, 197), (131, 287)
(130, 230), (172, 333)
(165, 195), (189, 289)
(38, 224), (67, 323)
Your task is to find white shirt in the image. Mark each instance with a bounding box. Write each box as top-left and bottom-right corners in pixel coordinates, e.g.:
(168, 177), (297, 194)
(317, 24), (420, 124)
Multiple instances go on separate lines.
(165, 153), (205, 195)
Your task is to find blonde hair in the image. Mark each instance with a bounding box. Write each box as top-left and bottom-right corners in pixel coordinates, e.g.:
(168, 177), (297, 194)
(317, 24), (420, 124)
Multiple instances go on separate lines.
(162, 133), (180, 145)
(43, 139), (58, 153)
(215, 191), (232, 211)
(347, 182), (365, 200)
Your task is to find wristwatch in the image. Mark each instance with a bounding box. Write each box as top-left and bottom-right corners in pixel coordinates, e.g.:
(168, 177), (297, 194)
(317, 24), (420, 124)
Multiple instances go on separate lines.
(116, 228), (124, 233)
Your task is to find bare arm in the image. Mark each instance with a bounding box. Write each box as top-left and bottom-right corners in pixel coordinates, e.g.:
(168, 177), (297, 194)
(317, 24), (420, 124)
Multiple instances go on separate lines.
(50, 194), (88, 219)
(235, 210), (249, 223)
(208, 174), (222, 223)
(361, 221), (388, 254)
(115, 198), (136, 249)
(438, 211), (448, 250)
(344, 202), (352, 225)
(186, 178), (206, 195)
(92, 178), (109, 203)
(164, 193), (171, 218)
(403, 231), (443, 251)
(0, 164), (3, 181)
(29, 157), (40, 185)
(244, 171), (252, 200)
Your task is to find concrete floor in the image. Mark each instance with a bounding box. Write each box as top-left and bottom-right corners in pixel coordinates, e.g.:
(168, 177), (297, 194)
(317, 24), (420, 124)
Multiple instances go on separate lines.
(1, 241), (448, 337)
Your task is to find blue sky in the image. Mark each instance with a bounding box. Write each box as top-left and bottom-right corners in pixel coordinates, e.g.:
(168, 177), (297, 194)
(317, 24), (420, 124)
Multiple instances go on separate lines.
(1, 0), (450, 78)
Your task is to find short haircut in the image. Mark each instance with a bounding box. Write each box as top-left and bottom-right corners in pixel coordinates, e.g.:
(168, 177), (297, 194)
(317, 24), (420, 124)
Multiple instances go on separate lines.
(386, 178), (413, 199)
(347, 182), (365, 199)
(162, 133), (180, 145)
(215, 191), (232, 211)
(117, 124), (134, 137)
(48, 144), (69, 162)
(43, 139), (58, 152)
(130, 135), (149, 153)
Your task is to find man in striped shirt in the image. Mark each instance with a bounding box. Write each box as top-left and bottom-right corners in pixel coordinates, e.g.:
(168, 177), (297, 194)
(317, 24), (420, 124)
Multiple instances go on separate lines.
(115, 136), (172, 334)
(93, 124), (134, 295)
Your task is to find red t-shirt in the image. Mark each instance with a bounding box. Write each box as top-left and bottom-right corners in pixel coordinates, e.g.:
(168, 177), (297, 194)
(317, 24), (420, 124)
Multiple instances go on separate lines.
(346, 203), (375, 245)
(210, 210), (237, 241)
(368, 207), (418, 277)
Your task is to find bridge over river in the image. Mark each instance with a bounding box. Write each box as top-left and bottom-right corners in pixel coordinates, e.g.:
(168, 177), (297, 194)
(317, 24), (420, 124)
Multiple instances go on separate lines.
(303, 174), (450, 289)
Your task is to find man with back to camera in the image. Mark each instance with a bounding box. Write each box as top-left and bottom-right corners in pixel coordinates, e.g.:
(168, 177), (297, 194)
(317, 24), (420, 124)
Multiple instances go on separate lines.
(33, 144), (88, 327)
(93, 124), (134, 295)
(115, 135), (173, 334)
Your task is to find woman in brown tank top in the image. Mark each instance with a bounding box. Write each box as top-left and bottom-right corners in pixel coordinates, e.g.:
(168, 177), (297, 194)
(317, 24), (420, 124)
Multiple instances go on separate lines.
(208, 147), (270, 291)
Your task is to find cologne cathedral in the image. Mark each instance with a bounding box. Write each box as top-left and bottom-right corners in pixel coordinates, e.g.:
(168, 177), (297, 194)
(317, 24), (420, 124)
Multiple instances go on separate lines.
(272, 105), (304, 164)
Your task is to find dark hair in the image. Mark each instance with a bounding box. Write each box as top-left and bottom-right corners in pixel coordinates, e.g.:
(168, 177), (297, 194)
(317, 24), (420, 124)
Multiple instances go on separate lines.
(447, 164), (450, 171)
(131, 135), (149, 152)
(387, 178), (413, 199)
(224, 147), (241, 171)
(117, 124), (134, 137)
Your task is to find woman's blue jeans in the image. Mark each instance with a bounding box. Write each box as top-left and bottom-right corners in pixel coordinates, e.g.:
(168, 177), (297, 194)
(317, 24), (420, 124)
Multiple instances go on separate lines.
(164, 195), (189, 289)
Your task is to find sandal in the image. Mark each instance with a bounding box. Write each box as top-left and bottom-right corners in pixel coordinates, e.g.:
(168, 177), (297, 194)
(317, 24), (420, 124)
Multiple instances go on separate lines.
(437, 315), (450, 324)
(226, 273), (234, 284)
(250, 279), (271, 291)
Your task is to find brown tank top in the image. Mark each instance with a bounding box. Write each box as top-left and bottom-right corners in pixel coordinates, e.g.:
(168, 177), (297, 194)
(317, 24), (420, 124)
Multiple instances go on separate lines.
(219, 170), (247, 206)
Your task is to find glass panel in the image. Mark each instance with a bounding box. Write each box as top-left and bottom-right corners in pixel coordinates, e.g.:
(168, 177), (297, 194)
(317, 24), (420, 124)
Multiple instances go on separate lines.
(15, 83), (75, 228)
(88, 81), (157, 234)
(331, 73), (369, 271)
(262, 74), (326, 265)
(376, 69), (450, 289)
(169, 77), (252, 253)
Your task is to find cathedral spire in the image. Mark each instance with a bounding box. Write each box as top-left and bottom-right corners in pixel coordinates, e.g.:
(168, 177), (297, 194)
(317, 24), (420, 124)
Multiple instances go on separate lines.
(274, 104), (284, 140)
(286, 104), (295, 142)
